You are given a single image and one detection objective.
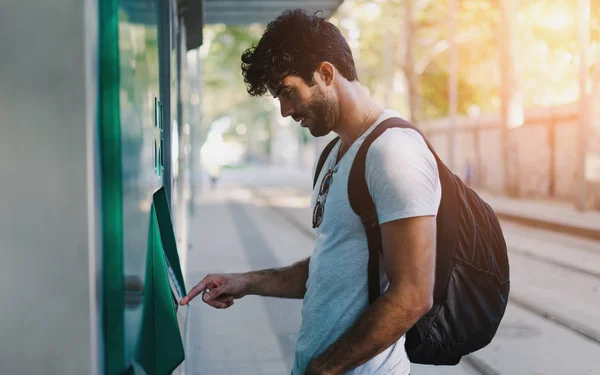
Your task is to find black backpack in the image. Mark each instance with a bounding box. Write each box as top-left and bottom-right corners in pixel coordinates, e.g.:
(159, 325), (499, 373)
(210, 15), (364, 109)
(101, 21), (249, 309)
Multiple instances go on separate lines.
(312, 117), (510, 365)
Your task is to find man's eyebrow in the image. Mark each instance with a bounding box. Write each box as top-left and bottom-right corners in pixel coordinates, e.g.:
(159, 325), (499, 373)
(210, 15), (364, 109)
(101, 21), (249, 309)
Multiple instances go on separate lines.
(274, 85), (289, 98)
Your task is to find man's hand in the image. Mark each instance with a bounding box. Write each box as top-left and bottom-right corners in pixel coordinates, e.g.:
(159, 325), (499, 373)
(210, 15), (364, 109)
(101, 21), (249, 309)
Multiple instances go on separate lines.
(180, 273), (251, 308)
(180, 258), (310, 308)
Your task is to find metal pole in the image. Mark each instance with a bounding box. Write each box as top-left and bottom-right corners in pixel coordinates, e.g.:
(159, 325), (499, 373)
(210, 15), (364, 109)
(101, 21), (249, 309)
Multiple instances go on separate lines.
(448, 0), (458, 171)
(191, 48), (204, 196)
(577, 0), (590, 210)
(176, 16), (184, 196)
(188, 49), (198, 213)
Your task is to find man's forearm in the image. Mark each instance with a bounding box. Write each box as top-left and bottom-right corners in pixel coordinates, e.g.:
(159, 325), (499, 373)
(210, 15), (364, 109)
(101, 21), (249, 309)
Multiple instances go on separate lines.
(307, 291), (430, 374)
(244, 257), (310, 298)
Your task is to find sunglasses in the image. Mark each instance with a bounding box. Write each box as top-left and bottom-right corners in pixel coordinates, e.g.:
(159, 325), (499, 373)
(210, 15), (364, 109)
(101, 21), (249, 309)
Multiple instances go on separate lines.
(312, 169), (334, 228)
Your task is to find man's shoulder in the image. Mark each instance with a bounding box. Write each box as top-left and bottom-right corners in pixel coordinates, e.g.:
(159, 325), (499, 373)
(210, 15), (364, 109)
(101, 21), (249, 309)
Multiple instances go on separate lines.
(366, 121), (429, 160)
(363, 117), (439, 182)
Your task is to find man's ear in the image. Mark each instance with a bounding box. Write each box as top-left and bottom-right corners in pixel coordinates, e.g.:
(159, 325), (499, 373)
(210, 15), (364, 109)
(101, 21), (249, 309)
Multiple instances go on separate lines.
(316, 62), (336, 86)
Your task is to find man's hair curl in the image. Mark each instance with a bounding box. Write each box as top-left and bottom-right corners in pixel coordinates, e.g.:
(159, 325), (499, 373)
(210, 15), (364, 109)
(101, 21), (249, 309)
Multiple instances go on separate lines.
(241, 9), (358, 97)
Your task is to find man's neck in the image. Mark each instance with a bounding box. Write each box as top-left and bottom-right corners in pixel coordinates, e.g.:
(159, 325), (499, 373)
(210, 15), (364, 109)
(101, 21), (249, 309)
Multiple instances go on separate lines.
(333, 81), (384, 154)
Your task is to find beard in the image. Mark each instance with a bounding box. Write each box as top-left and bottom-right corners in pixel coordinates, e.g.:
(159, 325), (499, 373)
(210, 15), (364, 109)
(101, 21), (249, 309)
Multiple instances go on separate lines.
(300, 89), (336, 137)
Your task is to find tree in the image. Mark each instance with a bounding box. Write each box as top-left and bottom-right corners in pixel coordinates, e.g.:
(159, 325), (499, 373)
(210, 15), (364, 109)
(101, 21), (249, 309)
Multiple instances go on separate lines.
(333, 0), (498, 122)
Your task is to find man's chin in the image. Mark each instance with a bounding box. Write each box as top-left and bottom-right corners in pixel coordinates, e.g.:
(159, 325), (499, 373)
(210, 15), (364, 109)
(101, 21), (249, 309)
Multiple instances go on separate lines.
(308, 125), (330, 137)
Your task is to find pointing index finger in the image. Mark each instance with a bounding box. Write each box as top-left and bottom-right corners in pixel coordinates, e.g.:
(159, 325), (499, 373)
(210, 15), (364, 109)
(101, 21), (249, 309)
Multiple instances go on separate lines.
(180, 279), (209, 305)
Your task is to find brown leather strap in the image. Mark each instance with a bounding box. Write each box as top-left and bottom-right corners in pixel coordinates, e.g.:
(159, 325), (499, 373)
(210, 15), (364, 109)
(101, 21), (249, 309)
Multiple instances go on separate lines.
(348, 117), (459, 305)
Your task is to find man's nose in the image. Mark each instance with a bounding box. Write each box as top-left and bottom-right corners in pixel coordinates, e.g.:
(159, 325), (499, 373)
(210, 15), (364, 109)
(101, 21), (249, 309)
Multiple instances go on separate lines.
(280, 100), (294, 118)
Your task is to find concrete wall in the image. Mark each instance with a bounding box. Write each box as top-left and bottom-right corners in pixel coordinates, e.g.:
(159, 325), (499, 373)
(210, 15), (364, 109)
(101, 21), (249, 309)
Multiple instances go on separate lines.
(0, 0), (102, 374)
(424, 104), (600, 206)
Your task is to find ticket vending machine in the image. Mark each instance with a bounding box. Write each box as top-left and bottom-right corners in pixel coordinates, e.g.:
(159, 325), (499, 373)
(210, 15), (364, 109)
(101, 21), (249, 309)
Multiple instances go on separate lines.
(99, 0), (190, 373)
(0, 0), (189, 372)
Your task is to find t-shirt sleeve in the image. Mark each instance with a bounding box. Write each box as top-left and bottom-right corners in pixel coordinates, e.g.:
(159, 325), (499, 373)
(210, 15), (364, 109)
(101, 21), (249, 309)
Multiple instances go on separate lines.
(365, 128), (441, 225)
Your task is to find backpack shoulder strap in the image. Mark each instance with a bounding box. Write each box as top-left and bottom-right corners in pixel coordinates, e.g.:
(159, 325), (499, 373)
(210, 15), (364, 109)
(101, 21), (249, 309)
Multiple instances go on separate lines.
(313, 137), (340, 189)
(349, 117), (458, 305)
(349, 117), (441, 216)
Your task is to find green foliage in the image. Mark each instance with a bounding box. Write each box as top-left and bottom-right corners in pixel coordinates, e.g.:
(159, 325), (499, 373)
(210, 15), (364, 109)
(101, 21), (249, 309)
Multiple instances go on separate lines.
(200, 0), (600, 129)
(202, 25), (265, 126)
(200, 25), (276, 155)
(334, 0), (502, 120)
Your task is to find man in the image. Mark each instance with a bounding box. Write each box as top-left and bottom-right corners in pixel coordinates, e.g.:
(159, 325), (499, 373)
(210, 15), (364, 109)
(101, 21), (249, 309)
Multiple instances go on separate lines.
(180, 9), (440, 375)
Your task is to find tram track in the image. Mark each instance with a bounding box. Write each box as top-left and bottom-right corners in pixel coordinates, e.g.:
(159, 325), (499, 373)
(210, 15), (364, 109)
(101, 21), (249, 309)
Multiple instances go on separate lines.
(248, 185), (600, 375)
(508, 296), (600, 345)
(509, 247), (600, 281)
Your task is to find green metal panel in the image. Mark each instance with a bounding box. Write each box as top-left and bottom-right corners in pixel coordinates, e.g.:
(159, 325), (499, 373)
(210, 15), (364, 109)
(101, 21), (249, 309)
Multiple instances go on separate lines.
(152, 187), (186, 294)
(99, 0), (125, 373)
(136, 190), (186, 374)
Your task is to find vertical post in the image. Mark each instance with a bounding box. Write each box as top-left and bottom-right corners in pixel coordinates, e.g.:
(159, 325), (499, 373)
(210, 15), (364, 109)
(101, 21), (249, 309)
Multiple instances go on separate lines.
(499, 0), (519, 196)
(403, 0), (419, 126)
(158, 0), (172, 206)
(577, 0), (590, 210)
(448, 0), (458, 171)
(384, 31), (392, 109)
(197, 49), (204, 191)
(548, 121), (556, 198)
(99, 0), (124, 371)
(188, 49), (199, 212)
(176, 16), (184, 195)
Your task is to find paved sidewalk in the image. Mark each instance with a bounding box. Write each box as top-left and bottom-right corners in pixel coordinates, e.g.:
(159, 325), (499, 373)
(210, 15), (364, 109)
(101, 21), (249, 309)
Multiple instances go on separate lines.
(182, 187), (313, 375)
(478, 192), (600, 241)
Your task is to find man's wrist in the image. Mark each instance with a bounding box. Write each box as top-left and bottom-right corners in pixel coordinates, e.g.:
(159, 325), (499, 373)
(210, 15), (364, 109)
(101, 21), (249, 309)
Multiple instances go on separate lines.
(242, 271), (261, 295)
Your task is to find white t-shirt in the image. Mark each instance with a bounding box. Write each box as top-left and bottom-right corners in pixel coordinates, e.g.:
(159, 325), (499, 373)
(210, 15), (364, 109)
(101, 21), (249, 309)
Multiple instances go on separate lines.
(291, 110), (442, 375)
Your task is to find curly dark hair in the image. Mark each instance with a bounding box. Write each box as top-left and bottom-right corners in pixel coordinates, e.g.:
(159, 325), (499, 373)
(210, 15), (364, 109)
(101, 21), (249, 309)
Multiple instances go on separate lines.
(241, 9), (358, 97)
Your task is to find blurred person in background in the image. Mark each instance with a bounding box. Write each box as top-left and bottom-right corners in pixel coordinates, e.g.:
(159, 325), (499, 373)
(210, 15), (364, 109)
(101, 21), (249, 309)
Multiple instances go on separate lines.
(182, 9), (439, 375)
(200, 133), (223, 189)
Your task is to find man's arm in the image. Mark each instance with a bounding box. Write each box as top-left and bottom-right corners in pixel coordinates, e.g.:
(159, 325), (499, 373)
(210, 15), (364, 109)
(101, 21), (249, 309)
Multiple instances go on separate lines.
(245, 257), (310, 298)
(181, 257), (310, 307)
(305, 216), (436, 375)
